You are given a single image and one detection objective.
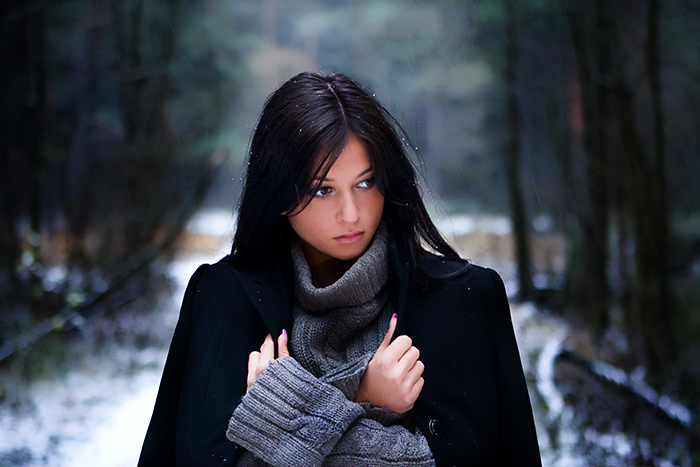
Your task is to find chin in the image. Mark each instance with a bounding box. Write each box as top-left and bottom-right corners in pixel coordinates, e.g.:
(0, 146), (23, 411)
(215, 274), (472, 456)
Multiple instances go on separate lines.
(332, 252), (360, 262)
(334, 245), (369, 262)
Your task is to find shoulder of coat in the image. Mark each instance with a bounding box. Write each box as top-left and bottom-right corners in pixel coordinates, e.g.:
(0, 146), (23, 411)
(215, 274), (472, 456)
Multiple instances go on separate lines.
(413, 256), (503, 295)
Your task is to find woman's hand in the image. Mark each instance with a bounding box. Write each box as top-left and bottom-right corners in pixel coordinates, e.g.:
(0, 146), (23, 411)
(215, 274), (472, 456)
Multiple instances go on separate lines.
(246, 330), (289, 392)
(355, 314), (425, 414)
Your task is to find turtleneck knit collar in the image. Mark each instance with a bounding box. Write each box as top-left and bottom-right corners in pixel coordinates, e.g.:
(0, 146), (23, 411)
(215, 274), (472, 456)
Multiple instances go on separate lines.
(291, 222), (389, 313)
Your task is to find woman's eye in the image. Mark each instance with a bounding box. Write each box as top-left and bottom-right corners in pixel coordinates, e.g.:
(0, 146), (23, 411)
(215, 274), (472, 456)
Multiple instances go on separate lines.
(357, 177), (375, 189)
(314, 186), (332, 197)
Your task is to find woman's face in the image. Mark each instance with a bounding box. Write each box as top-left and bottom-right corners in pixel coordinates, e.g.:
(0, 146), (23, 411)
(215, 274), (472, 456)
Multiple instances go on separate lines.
(287, 135), (385, 266)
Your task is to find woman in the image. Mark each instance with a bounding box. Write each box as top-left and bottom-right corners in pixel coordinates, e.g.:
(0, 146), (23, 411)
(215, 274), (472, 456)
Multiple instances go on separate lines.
(139, 72), (541, 466)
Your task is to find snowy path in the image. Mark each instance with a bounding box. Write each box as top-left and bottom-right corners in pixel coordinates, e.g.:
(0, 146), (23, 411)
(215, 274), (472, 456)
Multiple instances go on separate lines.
(0, 211), (233, 466)
(0, 331), (168, 467)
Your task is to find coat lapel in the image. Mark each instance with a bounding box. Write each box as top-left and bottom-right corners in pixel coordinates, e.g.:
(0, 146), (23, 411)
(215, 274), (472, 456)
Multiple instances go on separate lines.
(230, 257), (295, 341)
(388, 238), (410, 337)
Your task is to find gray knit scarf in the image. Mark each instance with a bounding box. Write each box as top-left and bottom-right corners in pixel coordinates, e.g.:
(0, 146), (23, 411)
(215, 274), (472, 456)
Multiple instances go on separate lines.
(229, 224), (435, 467)
(289, 222), (392, 399)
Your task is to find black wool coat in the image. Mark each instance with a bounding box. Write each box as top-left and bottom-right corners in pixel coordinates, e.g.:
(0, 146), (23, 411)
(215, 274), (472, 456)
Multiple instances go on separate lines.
(138, 243), (542, 466)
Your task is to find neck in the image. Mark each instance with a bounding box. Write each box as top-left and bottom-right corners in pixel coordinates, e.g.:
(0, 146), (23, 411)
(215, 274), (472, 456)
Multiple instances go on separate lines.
(308, 257), (355, 287)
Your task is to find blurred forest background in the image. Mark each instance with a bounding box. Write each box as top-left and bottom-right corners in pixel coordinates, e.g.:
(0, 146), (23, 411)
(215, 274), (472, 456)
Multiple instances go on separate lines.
(1, 0), (700, 464)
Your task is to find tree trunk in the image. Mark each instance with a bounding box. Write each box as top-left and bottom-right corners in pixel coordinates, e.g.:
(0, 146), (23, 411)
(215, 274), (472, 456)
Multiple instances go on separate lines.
(26, 6), (46, 243)
(565, 3), (610, 336)
(503, 0), (533, 301)
(0, 2), (46, 279)
(111, 0), (181, 258)
(587, 0), (611, 332)
(640, 0), (674, 378)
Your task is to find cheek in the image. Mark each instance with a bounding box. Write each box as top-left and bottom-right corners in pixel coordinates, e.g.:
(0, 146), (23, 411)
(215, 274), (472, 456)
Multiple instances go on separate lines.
(288, 208), (325, 240)
(369, 193), (385, 220)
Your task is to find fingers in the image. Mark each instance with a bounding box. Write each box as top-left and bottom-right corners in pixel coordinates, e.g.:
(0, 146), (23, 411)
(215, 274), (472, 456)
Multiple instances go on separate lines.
(389, 341), (423, 387)
(259, 333), (274, 363)
(277, 329), (289, 359)
(247, 331), (289, 391)
(246, 350), (260, 391)
(383, 334), (413, 362)
(376, 313), (398, 354)
(355, 315), (426, 413)
(407, 358), (425, 386)
(410, 376), (425, 404)
(399, 362), (425, 412)
(247, 334), (273, 389)
(398, 345), (420, 373)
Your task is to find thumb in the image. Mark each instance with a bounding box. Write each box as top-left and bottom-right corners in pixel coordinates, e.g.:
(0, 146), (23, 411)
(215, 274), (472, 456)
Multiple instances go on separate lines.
(377, 313), (397, 354)
(277, 329), (290, 358)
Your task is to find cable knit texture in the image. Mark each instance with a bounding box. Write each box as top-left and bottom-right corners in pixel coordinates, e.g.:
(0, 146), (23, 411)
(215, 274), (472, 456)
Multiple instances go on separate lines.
(227, 224), (435, 466)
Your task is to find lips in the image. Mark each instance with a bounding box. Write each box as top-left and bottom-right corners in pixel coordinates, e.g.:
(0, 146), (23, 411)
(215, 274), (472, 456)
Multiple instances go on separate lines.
(335, 231), (363, 244)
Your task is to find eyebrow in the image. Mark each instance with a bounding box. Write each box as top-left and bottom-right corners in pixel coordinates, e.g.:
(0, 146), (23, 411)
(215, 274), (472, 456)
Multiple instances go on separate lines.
(313, 167), (373, 182)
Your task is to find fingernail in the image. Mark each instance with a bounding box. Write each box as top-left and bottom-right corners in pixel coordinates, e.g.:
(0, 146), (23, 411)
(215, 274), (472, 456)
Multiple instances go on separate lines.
(392, 313), (397, 320)
(282, 329), (287, 337)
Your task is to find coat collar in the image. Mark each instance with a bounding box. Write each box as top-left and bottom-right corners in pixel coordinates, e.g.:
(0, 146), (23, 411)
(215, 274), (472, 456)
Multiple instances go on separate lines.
(229, 254), (295, 340)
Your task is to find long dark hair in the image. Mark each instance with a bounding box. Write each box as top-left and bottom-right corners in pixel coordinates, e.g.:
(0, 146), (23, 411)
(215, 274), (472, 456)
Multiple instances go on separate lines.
(227, 72), (465, 277)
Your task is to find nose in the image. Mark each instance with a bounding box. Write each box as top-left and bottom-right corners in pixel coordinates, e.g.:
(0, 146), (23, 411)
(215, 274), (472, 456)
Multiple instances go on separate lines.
(337, 191), (360, 224)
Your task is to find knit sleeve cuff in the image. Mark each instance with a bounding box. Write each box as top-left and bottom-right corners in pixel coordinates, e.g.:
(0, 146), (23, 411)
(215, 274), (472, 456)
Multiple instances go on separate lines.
(226, 357), (364, 467)
(320, 353), (372, 400)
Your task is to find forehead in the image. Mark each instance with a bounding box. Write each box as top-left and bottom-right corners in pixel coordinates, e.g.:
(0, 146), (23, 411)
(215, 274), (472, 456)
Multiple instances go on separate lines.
(319, 136), (372, 178)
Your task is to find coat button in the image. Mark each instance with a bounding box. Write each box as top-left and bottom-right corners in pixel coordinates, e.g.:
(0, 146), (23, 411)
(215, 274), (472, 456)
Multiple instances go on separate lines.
(428, 418), (443, 438)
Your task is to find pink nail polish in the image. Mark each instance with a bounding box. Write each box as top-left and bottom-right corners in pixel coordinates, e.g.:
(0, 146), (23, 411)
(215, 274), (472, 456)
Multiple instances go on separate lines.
(392, 313), (397, 320)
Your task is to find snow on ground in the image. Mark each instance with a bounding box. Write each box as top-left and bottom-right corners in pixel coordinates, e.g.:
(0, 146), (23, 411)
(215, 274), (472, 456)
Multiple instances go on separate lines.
(0, 339), (168, 466)
(0, 210), (232, 466)
(436, 213), (512, 237)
